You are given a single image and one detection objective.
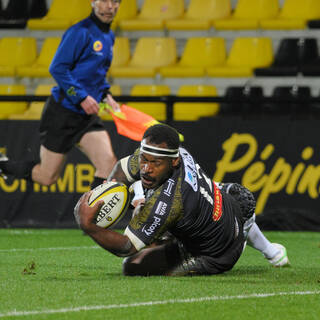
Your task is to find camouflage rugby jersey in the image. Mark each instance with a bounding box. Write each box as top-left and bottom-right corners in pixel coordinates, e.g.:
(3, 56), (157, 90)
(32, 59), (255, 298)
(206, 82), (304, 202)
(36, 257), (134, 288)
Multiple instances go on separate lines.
(122, 147), (242, 258)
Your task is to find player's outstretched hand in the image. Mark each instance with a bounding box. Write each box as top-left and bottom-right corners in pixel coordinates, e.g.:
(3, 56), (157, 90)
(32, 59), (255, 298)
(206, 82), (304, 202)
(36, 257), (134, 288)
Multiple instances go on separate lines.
(74, 192), (104, 231)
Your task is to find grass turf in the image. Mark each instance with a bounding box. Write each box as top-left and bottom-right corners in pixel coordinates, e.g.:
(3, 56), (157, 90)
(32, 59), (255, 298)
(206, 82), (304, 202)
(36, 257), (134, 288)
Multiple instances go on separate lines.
(0, 229), (319, 320)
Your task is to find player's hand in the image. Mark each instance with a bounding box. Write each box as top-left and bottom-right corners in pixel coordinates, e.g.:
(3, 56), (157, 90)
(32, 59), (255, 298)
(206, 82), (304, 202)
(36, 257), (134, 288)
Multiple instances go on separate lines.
(132, 198), (145, 208)
(74, 192), (104, 231)
(80, 96), (100, 115)
(103, 94), (120, 112)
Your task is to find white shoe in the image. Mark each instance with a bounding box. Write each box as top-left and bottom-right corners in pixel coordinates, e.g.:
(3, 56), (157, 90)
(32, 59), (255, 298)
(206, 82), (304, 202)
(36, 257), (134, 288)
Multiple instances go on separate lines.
(267, 243), (290, 267)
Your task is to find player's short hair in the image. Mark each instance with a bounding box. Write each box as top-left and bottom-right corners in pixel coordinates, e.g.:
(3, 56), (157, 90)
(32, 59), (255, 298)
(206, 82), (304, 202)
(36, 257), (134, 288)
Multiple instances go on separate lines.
(143, 124), (180, 150)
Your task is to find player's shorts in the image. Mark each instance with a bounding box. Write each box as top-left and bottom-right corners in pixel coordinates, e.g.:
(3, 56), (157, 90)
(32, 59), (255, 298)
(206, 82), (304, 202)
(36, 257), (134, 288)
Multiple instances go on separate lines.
(165, 234), (245, 276)
(39, 96), (106, 154)
(165, 198), (245, 277)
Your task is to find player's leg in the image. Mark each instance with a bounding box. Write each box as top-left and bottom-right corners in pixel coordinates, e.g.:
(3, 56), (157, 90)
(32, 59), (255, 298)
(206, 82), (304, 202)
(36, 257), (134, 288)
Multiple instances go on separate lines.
(221, 182), (290, 267)
(78, 130), (117, 188)
(122, 241), (182, 276)
(0, 146), (66, 185)
(247, 221), (290, 267)
(31, 145), (67, 186)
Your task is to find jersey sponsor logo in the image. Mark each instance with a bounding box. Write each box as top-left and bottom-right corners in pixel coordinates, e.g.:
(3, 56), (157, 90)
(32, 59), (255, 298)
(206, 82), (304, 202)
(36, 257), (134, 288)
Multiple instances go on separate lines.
(67, 86), (76, 97)
(141, 216), (161, 236)
(93, 40), (103, 52)
(155, 201), (168, 216)
(212, 182), (223, 221)
(180, 148), (198, 192)
(164, 179), (175, 197)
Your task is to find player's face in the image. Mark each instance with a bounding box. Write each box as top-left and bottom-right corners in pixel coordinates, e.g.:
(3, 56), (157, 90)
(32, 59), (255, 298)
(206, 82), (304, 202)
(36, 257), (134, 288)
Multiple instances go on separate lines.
(91, 0), (120, 24)
(139, 142), (179, 190)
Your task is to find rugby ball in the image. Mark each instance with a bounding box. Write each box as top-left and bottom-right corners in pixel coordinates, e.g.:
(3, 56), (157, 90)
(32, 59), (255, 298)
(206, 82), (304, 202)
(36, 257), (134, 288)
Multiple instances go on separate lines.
(88, 181), (130, 228)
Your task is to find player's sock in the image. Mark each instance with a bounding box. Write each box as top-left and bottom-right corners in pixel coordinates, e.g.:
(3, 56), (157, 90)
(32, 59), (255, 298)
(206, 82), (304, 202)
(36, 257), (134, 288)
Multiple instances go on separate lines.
(247, 222), (280, 259)
(91, 176), (106, 189)
(0, 158), (36, 181)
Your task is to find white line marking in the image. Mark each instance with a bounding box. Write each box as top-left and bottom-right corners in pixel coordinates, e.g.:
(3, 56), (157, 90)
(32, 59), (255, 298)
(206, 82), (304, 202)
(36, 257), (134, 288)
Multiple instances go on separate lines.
(0, 246), (100, 253)
(0, 291), (319, 318)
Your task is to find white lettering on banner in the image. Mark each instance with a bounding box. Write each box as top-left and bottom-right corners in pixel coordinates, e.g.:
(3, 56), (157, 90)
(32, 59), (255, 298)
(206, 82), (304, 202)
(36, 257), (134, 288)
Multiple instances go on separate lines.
(155, 201), (168, 216)
(142, 217), (162, 236)
(180, 147), (198, 192)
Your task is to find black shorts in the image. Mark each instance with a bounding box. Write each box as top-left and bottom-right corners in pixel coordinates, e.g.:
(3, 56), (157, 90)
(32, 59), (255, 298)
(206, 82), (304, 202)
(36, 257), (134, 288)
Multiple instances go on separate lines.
(165, 197), (245, 276)
(39, 96), (106, 154)
(166, 232), (245, 276)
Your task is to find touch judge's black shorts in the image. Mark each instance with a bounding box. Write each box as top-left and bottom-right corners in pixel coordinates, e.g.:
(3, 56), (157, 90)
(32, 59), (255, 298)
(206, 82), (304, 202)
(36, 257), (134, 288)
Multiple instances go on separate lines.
(39, 96), (106, 154)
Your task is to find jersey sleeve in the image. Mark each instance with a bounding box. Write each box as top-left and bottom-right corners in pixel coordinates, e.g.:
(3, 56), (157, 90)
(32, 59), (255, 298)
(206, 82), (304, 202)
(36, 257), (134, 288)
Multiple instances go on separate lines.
(124, 170), (183, 251)
(49, 26), (89, 105)
(120, 148), (140, 183)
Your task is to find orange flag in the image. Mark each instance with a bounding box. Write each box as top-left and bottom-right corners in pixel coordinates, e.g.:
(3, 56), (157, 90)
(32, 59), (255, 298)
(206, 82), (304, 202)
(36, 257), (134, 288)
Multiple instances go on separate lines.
(100, 103), (184, 142)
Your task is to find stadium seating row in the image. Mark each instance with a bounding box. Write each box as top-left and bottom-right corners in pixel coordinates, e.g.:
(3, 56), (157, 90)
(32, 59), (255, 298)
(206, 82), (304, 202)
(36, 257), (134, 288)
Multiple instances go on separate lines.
(2, 36), (320, 79)
(1, 84), (319, 121)
(0, 84), (219, 121)
(1, 0), (320, 31)
(30, 0), (320, 31)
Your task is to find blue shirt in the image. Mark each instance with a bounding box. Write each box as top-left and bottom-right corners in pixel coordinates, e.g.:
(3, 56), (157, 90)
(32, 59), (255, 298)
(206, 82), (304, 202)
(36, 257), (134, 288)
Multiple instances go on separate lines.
(49, 16), (114, 114)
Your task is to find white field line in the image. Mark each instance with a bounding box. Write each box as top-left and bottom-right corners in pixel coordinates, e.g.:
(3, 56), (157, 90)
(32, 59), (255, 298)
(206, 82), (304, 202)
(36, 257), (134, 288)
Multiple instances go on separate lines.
(0, 291), (319, 318)
(0, 246), (100, 253)
(3, 230), (75, 235)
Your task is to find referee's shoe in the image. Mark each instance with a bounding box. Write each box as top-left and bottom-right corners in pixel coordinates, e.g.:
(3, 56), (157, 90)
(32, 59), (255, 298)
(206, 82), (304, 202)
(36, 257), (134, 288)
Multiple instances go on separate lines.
(0, 152), (8, 180)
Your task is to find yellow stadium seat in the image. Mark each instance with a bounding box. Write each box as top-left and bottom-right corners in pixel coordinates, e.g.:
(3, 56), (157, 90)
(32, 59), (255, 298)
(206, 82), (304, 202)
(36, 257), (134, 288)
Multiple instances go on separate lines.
(111, 0), (138, 30)
(166, 0), (231, 31)
(0, 37), (37, 77)
(127, 85), (171, 121)
(110, 38), (177, 78)
(261, 0), (320, 29)
(207, 37), (273, 77)
(27, 0), (91, 30)
(174, 85), (219, 121)
(213, 0), (279, 30)
(99, 85), (122, 120)
(0, 85), (28, 119)
(109, 37), (130, 71)
(119, 0), (184, 31)
(109, 84), (122, 96)
(160, 38), (226, 78)
(8, 84), (53, 120)
(16, 38), (61, 78)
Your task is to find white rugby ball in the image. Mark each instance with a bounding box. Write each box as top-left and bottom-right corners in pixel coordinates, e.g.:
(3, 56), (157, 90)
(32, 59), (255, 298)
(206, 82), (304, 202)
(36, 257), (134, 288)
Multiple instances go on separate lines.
(88, 181), (130, 228)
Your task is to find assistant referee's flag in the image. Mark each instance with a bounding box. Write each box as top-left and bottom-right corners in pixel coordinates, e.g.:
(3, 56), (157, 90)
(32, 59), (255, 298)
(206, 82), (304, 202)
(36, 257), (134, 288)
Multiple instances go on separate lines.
(99, 103), (184, 142)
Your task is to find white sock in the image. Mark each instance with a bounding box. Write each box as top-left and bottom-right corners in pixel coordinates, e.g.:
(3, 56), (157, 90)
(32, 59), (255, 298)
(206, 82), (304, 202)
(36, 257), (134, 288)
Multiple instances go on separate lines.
(247, 223), (280, 259)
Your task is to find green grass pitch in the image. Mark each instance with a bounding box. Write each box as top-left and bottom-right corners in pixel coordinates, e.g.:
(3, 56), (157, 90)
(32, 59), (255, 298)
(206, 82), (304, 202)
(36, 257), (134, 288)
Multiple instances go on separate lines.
(0, 229), (319, 320)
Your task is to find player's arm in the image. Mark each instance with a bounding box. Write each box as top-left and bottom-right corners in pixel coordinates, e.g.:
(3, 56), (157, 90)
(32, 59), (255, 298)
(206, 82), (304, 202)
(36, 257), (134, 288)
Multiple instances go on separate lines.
(74, 192), (138, 257)
(107, 154), (139, 188)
